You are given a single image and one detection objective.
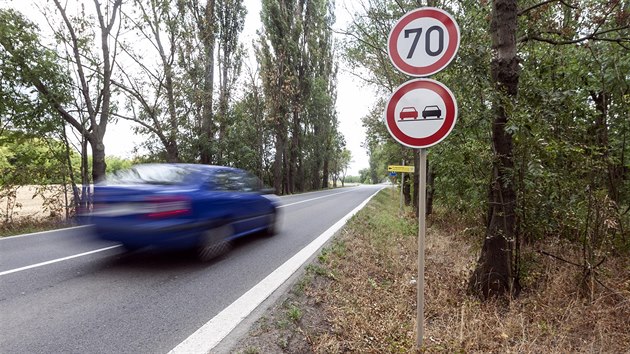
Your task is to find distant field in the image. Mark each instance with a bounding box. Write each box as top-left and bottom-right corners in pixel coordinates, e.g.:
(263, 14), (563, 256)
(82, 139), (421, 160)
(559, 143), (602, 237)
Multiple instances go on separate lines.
(0, 185), (76, 222)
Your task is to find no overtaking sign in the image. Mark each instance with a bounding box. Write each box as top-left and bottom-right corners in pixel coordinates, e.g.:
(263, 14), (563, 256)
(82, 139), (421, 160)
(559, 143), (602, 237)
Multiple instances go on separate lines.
(384, 78), (457, 149)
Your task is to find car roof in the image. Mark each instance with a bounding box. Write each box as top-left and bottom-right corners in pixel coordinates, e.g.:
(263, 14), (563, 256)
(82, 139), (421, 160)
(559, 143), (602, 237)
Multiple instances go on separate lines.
(138, 163), (239, 171)
(124, 163), (244, 183)
(103, 163), (243, 185)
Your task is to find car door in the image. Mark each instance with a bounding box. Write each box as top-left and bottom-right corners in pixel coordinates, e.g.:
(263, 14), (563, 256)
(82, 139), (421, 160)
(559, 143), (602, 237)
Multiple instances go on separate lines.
(239, 171), (273, 230)
(219, 169), (264, 236)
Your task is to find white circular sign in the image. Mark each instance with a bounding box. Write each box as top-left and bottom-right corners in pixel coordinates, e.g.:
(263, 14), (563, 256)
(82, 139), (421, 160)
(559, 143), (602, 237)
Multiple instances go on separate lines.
(388, 7), (460, 77)
(384, 78), (457, 149)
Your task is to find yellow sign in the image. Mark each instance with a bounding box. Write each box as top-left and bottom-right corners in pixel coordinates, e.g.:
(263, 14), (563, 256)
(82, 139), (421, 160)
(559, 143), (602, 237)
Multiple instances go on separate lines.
(388, 165), (415, 173)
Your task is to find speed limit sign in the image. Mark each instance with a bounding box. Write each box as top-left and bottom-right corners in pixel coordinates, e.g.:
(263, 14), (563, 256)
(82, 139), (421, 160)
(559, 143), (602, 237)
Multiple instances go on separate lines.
(388, 7), (460, 77)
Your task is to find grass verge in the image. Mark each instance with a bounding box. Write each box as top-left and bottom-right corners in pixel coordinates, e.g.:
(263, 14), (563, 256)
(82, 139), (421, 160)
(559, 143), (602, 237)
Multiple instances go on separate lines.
(0, 217), (73, 238)
(233, 188), (630, 353)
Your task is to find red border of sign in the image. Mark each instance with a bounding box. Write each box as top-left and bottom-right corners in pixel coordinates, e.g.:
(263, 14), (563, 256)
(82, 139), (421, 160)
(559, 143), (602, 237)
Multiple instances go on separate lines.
(388, 7), (460, 77)
(384, 79), (457, 148)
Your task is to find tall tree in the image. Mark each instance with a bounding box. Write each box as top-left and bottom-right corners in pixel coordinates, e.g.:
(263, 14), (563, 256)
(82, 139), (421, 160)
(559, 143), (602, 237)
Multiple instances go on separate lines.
(259, 0), (339, 194)
(115, 0), (185, 163)
(1, 1), (123, 183)
(193, 0), (217, 164)
(468, 0), (520, 299)
(0, 9), (80, 217)
(469, 0), (629, 298)
(258, 0), (295, 194)
(215, 0), (246, 165)
(225, 66), (272, 181)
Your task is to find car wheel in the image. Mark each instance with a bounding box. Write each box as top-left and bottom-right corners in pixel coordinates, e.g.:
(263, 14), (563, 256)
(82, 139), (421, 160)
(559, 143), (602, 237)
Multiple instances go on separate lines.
(264, 211), (279, 237)
(198, 223), (233, 262)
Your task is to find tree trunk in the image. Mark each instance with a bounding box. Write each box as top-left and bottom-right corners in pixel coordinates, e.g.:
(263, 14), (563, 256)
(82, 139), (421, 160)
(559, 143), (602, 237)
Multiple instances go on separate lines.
(288, 116), (296, 194)
(403, 173), (411, 206)
(165, 141), (179, 163)
(273, 129), (284, 194)
(590, 91), (620, 202)
(283, 144), (290, 194)
(468, 0), (520, 299)
(90, 122), (108, 183)
(91, 141), (107, 183)
(322, 159), (329, 188)
(164, 57), (180, 163)
(200, 0), (216, 164)
(80, 137), (89, 210)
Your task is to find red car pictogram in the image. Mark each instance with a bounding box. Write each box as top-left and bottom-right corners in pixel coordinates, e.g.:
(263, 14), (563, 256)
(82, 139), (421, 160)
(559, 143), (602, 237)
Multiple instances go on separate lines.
(399, 106), (418, 120)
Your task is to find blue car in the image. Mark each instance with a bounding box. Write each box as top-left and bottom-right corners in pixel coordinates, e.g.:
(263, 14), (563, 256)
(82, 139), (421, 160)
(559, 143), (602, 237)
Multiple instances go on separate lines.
(88, 164), (280, 261)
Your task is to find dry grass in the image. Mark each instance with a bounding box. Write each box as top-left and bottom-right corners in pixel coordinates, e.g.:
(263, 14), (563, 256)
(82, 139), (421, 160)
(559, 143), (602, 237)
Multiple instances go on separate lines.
(0, 185), (74, 236)
(233, 189), (630, 353)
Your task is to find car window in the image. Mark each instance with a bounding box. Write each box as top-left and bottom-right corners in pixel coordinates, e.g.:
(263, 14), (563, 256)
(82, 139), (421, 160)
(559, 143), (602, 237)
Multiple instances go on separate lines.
(242, 172), (263, 192)
(212, 171), (233, 191)
(211, 170), (262, 192)
(106, 165), (190, 185)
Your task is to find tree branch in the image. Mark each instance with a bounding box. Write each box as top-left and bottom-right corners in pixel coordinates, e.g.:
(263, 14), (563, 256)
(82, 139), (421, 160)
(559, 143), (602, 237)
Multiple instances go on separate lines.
(519, 0), (558, 16)
(519, 25), (630, 45)
(0, 34), (92, 142)
(537, 249), (582, 267)
(518, 0), (578, 17)
(52, 0), (96, 123)
(109, 112), (158, 136)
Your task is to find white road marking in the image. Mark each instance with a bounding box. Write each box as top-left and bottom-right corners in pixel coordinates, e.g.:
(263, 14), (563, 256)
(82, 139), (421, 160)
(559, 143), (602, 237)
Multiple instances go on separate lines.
(168, 187), (383, 354)
(278, 189), (355, 208)
(0, 245), (122, 277)
(0, 225), (90, 240)
(0, 189), (356, 277)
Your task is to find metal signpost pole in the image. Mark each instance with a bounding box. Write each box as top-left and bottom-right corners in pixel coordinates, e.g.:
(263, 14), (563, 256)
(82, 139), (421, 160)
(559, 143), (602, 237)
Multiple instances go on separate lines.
(385, 7), (459, 351)
(417, 148), (427, 347)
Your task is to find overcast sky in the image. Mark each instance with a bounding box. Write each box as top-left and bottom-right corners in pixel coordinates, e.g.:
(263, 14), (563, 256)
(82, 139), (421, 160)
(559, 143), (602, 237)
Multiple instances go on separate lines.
(1, 0), (377, 176)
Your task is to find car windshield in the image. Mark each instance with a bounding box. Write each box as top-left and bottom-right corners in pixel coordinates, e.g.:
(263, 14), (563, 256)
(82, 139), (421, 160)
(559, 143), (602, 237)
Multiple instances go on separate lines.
(106, 165), (192, 185)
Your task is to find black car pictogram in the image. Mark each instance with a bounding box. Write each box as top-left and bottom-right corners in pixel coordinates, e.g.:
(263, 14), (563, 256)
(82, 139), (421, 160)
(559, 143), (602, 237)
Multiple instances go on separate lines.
(422, 105), (442, 119)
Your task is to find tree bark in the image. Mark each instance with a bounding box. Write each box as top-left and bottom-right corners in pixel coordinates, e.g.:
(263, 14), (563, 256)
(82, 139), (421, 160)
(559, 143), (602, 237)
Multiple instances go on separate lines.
(413, 151), (433, 217)
(468, 0), (521, 299)
(322, 159), (329, 188)
(312, 125), (322, 190)
(590, 90), (620, 202)
(273, 124), (285, 194)
(403, 173), (411, 206)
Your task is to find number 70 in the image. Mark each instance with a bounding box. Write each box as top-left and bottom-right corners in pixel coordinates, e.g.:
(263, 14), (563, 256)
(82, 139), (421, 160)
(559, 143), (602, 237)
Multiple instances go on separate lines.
(404, 26), (444, 59)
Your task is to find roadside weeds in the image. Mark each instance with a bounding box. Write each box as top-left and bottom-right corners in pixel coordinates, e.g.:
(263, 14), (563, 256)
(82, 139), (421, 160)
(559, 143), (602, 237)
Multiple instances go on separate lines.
(232, 189), (630, 353)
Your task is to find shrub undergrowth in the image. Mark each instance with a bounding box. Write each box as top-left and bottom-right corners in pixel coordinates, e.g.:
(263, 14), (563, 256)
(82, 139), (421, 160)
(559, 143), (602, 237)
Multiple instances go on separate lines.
(235, 188), (629, 353)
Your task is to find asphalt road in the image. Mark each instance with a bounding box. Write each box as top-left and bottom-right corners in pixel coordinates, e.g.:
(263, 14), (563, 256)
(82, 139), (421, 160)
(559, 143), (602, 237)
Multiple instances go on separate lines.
(0, 185), (383, 353)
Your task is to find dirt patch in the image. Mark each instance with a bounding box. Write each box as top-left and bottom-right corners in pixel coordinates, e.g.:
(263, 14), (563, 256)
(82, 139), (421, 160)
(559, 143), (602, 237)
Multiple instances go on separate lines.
(0, 185), (75, 222)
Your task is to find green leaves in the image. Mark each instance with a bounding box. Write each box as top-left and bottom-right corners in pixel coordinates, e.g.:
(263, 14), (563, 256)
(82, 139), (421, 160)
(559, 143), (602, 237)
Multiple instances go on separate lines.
(345, 0), (628, 253)
(0, 9), (71, 135)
